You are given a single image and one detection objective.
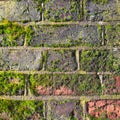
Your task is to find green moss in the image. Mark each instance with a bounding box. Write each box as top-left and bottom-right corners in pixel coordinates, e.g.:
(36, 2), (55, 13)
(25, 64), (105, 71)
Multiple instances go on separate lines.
(25, 26), (34, 46)
(105, 24), (120, 46)
(0, 20), (25, 46)
(44, 0), (82, 22)
(93, 0), (108, 4)
(29, 74), (53, 96)
(29, 74), (102, 96)
(88, 115), (110, 120)
(0, 99), (44, 120)
(0, 71), (25, 95)
(80, 50), (114, 72)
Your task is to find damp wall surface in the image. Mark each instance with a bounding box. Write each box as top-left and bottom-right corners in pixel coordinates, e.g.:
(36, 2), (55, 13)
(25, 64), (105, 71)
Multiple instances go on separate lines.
(0, 0), (120, 120)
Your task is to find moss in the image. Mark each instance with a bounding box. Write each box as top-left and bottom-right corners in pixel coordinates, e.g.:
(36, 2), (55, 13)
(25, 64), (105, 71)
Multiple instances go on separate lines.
(105, 24), (120, 46)
(25, 26), (34, 46)
(29, 74), (102, 96)
(29, 74), (53, 96)
(93, 0), (108, 4)
(0, 20), (25, 46)
(87, 115), (110, 120)
(44, 0), (82, 22)
(0, 99), (44, 120)
(0, 71), (25, 95)
(80, 50), (114, 72)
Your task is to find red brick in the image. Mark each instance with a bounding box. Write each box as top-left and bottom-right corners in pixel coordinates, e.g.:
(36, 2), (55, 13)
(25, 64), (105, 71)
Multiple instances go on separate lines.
(107, 105), (115, 113)
(96, 100), (106, 107)
(88, 102), (95, 108)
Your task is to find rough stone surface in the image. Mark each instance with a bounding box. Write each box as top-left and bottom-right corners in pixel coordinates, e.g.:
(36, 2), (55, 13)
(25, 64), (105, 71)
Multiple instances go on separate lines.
(46, 50), (77, 72)
(29, 24), (100, 47)
(0, 49), (42, 70)
(87, 100), (120, 119)
(0, 0), (41, 21)
(85, 0), (120, 21)
(46, 101), (83, 120)
(44, 0), (82, 22)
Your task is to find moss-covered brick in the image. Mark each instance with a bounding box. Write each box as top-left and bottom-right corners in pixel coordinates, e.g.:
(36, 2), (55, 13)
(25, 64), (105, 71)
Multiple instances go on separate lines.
(0, 49), (42, 70)
(103, 74), (120, 95)
(0, 99), (44, 120)
(113, 49), (120, 73)
(0, 0), (42, 22)
(45, 100), (83, 120)
(43, 0), (82, 22)
(85, 0), (120, 21)
(105, 24), (120, 46)
(0, 72), (25, 95)
(28, 24), (101, 47)
(0, 21), (25, 46)
(46, 50), (77, 72)
(29, 74), (102, 96)
(80, 50), (115, 72)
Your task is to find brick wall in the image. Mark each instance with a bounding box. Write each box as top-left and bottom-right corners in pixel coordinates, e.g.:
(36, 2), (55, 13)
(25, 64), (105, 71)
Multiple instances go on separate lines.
(0, 0), (120, 120)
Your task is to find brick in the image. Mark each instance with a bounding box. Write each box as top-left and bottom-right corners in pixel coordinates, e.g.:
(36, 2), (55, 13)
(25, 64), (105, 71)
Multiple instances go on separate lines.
(0, 99), (44, 120)
(0, 72), (25, 95)
(80, 50), (114, 72)
(105, 24), (120, 46)
(28, 24), (101, 47)
(0, 0), (41, 22)
(103, 75), (120, 95)
(29, 74), (102, 96)
(44, 0), (82, 22)
(46, 50), (77, 72)
(0, 49), (42, 70)
(85, 0), (120, 21)
(87, 100), (120, 119)
(45, 100), (83, 120)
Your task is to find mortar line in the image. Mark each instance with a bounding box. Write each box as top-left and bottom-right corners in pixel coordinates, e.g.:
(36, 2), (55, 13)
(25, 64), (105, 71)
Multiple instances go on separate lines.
(0, 95), (120, 101)
(0, 46), (119, 50)
(0, 21), (120, 27)
(0, 71), (115, 75)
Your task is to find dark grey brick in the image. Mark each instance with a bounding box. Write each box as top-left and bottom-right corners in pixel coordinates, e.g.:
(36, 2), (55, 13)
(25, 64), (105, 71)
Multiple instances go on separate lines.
(0, 49), (42, 70)
(29, 24), (101, 47)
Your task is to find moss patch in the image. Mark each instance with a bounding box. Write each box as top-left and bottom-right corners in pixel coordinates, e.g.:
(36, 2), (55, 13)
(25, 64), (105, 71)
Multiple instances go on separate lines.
(0, 99), (44, 120)
(0, 71), (25, 95)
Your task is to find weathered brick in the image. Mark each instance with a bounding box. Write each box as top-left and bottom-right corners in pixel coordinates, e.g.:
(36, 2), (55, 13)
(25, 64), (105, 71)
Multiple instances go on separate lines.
(80, 50), (114, 72)
(0, 0), (41, 21)
(87, 100), (120, 119)
(29, 74), (102, 96)
(103, 75), (120, 95)
(45, 100), (83, 120)
(0, 72), (25, 95)
(0, 49), (42, 70)
(28, 24), (101, 47)
(105, 24), (120, 46)
(0, 99), (44, 120)
(85, 0), (120, 21)
(44, 0), (82, 22)
(46, 50), (77, 72)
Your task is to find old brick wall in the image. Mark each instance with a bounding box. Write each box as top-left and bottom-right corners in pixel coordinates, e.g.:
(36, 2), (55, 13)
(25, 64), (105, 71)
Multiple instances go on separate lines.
(0, 0), (120, 120)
